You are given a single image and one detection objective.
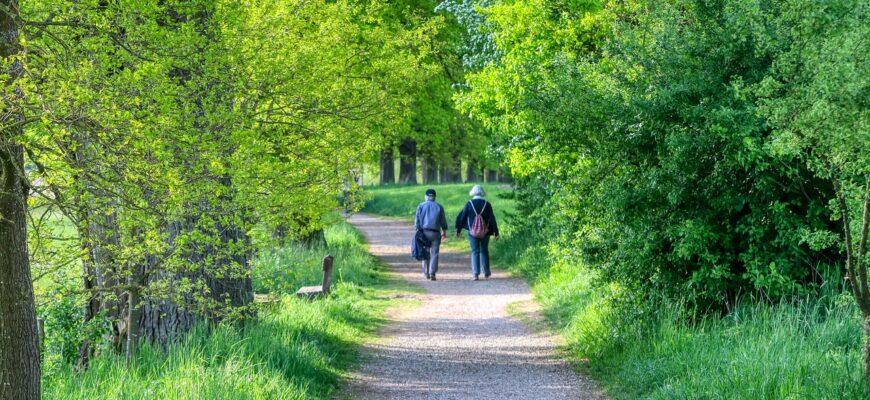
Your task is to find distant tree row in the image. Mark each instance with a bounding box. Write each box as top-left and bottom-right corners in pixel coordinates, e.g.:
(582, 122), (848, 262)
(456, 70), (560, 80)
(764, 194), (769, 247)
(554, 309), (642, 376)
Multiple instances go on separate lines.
(372, 0), (509, 186)
(0, 1), (441, 398)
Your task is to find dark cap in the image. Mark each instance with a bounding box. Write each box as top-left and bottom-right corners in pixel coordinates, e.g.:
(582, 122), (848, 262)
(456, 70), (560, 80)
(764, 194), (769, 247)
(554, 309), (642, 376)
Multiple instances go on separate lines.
(425, 188), (436, 197)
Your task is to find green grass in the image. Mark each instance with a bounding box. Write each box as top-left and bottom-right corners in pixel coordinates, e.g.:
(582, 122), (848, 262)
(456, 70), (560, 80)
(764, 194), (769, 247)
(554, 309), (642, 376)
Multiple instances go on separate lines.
(536, 261), (868, 399)
(365, 184), (870, 400)
(42, 221), (400, 400)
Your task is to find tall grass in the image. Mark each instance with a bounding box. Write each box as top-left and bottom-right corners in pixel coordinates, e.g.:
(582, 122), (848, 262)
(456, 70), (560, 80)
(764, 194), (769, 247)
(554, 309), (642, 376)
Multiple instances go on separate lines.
(43, 222), (389, 400)
(536, 261), (868, 399)
(366, 184), (869, 399)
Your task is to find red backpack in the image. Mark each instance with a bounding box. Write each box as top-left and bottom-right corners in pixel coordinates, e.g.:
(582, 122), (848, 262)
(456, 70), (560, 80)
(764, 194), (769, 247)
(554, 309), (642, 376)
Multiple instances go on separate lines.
(469, 200), (488, 239)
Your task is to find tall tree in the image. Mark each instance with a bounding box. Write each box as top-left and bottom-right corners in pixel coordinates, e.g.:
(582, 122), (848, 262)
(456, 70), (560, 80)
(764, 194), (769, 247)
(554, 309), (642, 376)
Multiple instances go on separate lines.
(380, 147), (396, 185)
(398, 138), (417, 184)
(0, 1), (40, 398)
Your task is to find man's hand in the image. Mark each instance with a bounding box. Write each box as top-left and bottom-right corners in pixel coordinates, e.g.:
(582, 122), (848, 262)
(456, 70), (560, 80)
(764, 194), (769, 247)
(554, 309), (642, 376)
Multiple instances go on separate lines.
(441, 232), (447, 241)
(494, 234), (500, 241)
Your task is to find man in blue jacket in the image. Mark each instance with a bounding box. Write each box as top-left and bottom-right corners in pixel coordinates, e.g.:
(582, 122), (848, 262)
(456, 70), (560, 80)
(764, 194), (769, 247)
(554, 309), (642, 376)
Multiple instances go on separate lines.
(415, 188), (448, 280)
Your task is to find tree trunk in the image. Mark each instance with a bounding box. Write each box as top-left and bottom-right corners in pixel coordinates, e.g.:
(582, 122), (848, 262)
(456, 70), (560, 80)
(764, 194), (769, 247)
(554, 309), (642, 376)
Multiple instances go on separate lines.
(421, 156), (438, 184)
(865, 317), (870, 379)
(137, 220), (197, 346)
(398, 139), (417, 184)
(76, 207), (126, 367)
(207, 174), (254, 321)
(0, 144), (40, 400)
(466, 159), (479, 183)
(138, 291), (197, 345)
(379, 147), (395, 185)
(71, 130), (129, 367)
(0, 2), (41, 398)
(486, 168), (497, 183)
(442, 158), (462, 183)
(126, 282), (142, 366)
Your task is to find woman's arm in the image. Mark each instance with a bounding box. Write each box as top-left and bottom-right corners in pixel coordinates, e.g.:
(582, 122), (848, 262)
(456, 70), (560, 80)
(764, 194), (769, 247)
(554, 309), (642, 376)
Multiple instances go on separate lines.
(455, 203), (468, 235)
(487, 204), (499, 237)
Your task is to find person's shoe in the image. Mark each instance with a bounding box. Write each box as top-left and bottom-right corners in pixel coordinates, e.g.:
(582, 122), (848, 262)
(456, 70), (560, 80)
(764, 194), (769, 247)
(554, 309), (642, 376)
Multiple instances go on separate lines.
(425, 273), (430, 279)
(430, 274), (436, 281)
(484, 272), (491, 279)
(473, 275), (479, 281)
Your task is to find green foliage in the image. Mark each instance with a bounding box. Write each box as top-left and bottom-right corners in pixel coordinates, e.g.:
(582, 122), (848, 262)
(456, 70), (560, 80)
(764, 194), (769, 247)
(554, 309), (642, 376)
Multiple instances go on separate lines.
(42, 221), (389, 400)
(448, 0), (865, 308)
(18, 0), (440, 356)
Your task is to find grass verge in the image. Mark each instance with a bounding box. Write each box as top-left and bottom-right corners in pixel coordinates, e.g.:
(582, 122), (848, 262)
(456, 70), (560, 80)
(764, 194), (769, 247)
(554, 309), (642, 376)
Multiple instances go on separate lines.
(365, 184), (869, 400)
(42, 221), (403, 400)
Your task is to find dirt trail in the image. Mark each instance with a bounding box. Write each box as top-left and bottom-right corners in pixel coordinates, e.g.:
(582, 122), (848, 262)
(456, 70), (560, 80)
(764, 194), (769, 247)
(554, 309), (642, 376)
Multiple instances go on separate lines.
(342, 213), (605, 400)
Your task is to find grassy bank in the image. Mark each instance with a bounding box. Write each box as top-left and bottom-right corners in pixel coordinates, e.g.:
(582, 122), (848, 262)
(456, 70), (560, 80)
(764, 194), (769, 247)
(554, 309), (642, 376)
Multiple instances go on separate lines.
(365, 184), (869, 399)
(42, 222), (393, 400)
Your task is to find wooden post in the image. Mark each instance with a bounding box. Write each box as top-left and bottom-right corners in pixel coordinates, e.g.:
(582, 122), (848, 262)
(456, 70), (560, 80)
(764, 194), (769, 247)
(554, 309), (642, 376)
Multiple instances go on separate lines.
(321, 255), (334, 295)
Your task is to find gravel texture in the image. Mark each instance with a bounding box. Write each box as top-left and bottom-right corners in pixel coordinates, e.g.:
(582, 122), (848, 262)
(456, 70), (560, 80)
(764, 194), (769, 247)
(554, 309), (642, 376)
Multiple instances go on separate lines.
(341, 213), (606, 400)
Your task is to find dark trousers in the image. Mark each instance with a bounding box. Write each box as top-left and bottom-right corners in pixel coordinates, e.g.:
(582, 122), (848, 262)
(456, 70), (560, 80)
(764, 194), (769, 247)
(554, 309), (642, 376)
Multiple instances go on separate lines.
(422, 230), (441, 275)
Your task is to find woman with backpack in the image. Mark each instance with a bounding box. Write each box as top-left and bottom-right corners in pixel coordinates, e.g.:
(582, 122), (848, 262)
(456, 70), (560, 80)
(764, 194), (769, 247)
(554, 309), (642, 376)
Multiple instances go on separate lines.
(455, 185), (500, 280)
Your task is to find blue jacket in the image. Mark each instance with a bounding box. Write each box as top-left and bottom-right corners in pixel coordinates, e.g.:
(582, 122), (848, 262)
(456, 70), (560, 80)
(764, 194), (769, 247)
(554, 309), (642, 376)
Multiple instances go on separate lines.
(455, 198), (499, 237)
(415, 199), (448, 232)
(411, 229), (431, 261)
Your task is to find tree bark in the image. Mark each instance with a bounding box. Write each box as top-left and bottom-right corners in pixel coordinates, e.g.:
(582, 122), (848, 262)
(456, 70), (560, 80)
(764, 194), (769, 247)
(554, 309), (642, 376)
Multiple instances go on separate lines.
(74, 137), (127, 366)
(138, 239), (196, 346)
(0, 140), (40, 400)
(379, 147), (395, 185)
(865, 317), (870, 380)
(398, 139), (417, 184)
(76, 205), (126, 368)
(421, 156), (438, 184)
(485, 169), (497, 183)
(207, 174), (254, 321)
(441, 158), (462, 183)
(126, 280), (142, 366)
(0, 2), (41, 398)
(138, 291), (197, 345)
(466, 159), (479, 183)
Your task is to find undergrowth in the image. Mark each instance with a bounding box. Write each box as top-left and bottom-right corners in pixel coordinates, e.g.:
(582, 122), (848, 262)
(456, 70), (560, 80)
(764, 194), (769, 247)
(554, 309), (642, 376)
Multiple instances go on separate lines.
(366, 184), (869, 399)
(42, 221), (389, 400)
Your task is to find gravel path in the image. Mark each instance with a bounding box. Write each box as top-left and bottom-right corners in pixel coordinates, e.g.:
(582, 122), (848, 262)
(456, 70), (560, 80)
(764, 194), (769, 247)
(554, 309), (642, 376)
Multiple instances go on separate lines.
(342, 213), (606, 400)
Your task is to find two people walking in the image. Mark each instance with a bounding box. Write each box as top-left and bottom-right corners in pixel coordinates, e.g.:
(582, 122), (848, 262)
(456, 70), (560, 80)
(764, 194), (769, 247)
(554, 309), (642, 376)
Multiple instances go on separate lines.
(414, 185), (499, 281)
